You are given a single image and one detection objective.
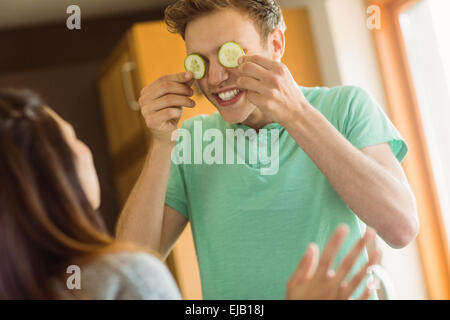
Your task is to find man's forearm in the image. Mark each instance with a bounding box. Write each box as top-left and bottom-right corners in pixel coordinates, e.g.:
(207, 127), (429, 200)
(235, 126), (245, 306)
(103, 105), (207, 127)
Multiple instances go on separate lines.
(115, 141), (174, 252)
(284, 103), (417, 247)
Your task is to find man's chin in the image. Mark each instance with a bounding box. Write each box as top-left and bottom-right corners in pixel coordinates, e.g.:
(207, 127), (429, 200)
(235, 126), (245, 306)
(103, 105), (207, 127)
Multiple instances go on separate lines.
(217, 107), (253, 125)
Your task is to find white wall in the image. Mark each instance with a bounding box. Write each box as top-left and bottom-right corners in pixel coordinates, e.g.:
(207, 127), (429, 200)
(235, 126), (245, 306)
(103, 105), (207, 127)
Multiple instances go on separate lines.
(279, 0), (428, 299)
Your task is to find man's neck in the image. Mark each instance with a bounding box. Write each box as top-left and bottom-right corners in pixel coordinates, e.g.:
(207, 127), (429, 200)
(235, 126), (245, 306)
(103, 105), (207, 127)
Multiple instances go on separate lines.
(239, 108), (273, 132)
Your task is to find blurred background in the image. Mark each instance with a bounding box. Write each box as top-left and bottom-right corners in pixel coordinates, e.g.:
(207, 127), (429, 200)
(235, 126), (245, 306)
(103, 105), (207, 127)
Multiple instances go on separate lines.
(0, 0), (449, 300)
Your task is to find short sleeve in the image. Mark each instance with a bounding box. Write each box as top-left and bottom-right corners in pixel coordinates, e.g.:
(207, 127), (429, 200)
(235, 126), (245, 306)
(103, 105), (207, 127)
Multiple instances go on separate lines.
(55, 252), (183, 300)
(342, 86), (408, 162)
(109, 252), (183, 300)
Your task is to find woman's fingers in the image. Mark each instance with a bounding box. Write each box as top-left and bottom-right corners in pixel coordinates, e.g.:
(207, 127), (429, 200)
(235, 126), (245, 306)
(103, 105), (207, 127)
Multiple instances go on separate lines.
(335, 228), (375, 281)
(289, 243), (319, 284)
(358, 287), (372, 300)
(341, 249), (382, 299)
(316, 225), (349, 277)
(358, 275), (380, 300)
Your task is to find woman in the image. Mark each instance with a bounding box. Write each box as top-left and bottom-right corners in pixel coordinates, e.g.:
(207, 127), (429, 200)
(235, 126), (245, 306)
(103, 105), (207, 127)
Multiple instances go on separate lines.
(0, 88), (379, 300)
(0, 88), (181, 299)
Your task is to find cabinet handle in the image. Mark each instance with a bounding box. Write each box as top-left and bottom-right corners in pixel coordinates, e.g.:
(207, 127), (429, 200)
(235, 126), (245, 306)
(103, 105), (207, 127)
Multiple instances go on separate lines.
(121, 61), (141, 111)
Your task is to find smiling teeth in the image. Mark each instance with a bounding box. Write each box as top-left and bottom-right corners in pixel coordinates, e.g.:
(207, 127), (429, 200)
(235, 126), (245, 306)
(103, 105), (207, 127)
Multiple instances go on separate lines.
(218, 89), (240, 101)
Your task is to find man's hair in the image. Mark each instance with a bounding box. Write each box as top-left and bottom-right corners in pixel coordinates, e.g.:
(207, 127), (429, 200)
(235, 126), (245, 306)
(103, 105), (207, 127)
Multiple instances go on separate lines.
(164, 0), (286, 46)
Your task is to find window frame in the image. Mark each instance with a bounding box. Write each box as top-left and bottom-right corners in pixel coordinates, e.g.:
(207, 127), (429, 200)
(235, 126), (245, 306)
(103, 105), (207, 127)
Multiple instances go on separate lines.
(366, 0), (450, 299)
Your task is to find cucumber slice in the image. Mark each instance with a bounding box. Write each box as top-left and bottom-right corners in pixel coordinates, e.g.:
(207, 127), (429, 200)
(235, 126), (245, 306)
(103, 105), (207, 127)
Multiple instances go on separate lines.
(218, 41), (245, 68)
(184, 54), (206, 79)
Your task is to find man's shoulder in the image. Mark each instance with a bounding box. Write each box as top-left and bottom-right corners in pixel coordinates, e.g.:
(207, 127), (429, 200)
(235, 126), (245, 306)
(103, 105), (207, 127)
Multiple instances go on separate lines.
(301, 84), (366, 104)
(301, 85), (374, 120)
(53, 251), (182, 300)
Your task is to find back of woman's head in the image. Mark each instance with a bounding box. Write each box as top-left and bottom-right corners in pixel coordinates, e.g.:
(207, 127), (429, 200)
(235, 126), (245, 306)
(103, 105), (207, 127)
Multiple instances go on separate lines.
(0, 88), (113, 299)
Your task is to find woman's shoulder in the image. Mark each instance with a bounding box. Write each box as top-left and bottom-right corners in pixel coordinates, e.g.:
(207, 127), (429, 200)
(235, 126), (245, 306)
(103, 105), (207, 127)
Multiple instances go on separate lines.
(55, 251), (182, 300)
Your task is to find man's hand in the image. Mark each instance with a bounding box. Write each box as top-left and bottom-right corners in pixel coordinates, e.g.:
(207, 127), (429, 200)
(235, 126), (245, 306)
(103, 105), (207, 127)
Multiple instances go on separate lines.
(286, 225), (381, 300)
(138, 71), (195, 144)
(236, 55), (308, 127)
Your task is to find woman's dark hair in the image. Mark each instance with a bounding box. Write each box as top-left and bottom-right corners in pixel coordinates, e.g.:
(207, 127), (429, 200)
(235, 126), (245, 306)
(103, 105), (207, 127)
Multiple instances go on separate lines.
(0, 88), (144, 299)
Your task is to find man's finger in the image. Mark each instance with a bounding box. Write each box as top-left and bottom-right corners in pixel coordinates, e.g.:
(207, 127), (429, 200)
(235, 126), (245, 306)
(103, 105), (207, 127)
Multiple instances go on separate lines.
(149, 94), (195, 113)
(145, 107), (183, 129)
(246, 91), (270, 111)
(185, 76), (195, 88)
(166, 71), (194, 84)
(239, 55), (278, 71)
(140, 82), (194, 104)
(237, 76), (265, 95)
(140, 72), (194, 100)
(238, 60), (268, 82)
(316, 225), (349, 277)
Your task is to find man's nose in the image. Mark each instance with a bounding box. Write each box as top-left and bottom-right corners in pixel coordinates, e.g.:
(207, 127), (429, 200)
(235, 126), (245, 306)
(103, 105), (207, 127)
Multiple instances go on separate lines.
(207, 60), (229, 87)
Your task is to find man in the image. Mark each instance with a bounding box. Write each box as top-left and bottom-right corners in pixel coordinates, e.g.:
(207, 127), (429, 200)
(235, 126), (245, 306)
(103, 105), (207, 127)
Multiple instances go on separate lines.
(116, 0), (418, 299)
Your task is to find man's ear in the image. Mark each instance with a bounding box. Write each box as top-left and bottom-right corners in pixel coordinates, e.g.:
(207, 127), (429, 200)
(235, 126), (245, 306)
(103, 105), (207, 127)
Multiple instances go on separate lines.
(269, 29), (285, 61)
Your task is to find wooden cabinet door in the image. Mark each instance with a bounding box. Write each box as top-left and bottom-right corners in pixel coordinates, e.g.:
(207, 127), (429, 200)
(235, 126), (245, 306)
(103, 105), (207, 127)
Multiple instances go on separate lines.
(98, 37), (149, 206)
(282, 8), (323, 86)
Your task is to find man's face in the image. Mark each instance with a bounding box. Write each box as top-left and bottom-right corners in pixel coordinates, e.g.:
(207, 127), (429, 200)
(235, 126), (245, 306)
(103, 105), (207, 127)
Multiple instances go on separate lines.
(185, 8), (270, 124)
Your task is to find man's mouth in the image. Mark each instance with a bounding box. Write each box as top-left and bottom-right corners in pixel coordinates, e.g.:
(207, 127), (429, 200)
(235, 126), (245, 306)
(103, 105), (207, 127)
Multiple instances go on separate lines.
(213, 88), (244, 106)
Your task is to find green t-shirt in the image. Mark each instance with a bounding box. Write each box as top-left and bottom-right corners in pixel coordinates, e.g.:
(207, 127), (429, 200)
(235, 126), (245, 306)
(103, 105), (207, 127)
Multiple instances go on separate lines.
(165, 85), (407, 300)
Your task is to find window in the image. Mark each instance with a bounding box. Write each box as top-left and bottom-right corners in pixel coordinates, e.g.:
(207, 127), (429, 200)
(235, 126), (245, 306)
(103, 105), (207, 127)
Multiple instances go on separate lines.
(367, 0), (450, 299)
(399, 0), (450, 244)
